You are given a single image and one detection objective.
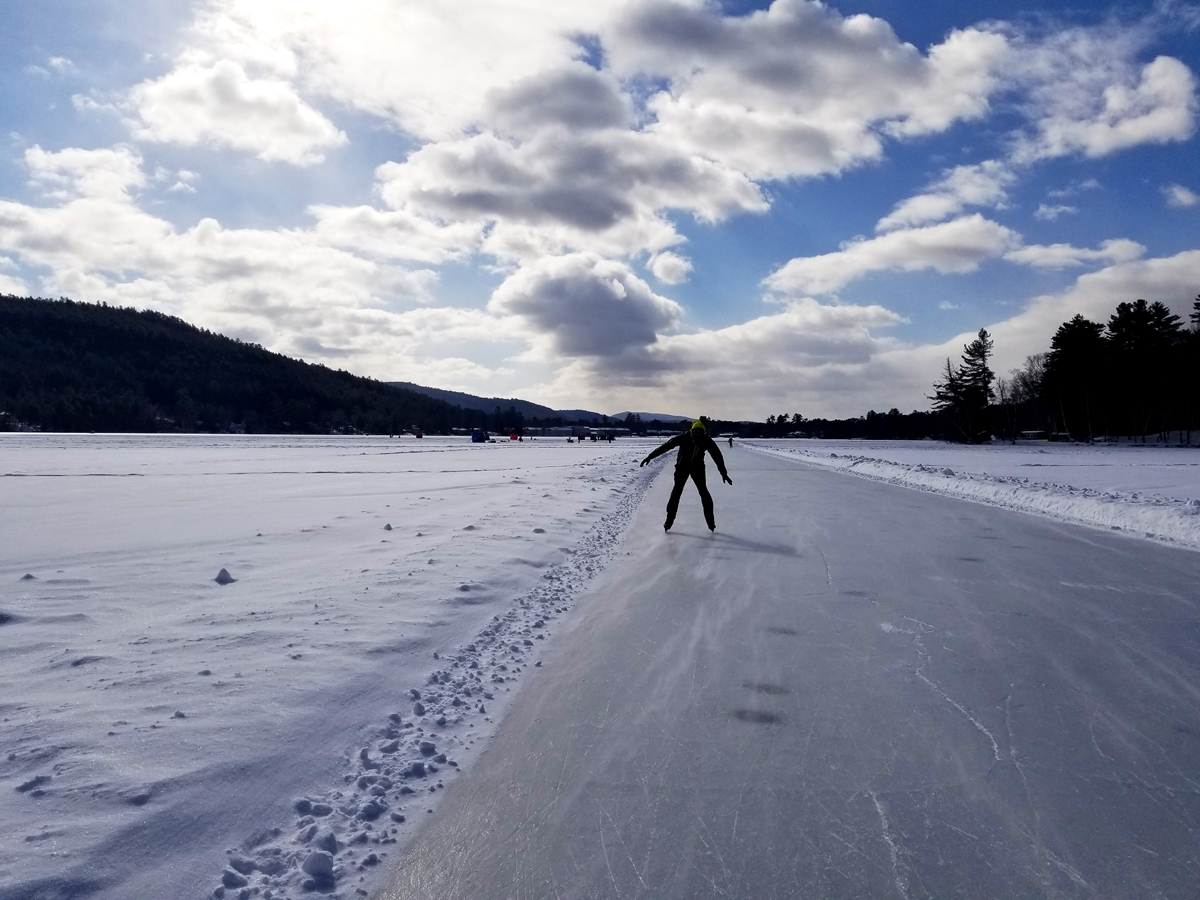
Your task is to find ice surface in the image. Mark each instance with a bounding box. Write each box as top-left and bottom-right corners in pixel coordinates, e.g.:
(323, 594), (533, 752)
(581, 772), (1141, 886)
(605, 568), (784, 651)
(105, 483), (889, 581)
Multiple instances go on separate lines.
(747, 439), (1200, 550)
(0, 434), (658, 899)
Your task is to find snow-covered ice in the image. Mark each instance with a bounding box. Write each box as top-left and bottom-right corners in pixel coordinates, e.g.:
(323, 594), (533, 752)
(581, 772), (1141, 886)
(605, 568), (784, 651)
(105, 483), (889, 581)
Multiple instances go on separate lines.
(0, 434), (657, 899)
(746, 439), (1200, 550)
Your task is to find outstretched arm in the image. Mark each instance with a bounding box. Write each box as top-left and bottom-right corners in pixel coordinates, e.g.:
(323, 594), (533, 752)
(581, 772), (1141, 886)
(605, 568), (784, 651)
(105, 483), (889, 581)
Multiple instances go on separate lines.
(640, 435), (681, 466)
(706, 437), (732, 484)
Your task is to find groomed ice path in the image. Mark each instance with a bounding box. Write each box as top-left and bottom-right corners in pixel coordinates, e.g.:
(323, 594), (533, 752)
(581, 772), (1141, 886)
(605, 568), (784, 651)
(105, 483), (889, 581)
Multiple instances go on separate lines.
(379, 444), (1200, 899)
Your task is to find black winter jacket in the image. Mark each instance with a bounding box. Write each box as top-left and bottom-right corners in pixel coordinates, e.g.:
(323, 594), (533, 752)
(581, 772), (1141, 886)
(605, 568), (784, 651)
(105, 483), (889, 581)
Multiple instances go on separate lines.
(643, 432), (730, 479)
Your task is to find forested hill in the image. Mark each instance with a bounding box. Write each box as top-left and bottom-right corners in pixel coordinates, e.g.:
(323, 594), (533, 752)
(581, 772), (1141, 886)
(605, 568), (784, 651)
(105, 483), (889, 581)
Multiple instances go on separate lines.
(389, 381), (603, 422)
(0, 295), (475, 434)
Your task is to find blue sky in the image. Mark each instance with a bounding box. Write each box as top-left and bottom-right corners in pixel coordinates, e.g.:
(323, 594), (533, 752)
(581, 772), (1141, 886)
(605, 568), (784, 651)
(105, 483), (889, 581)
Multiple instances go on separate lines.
(0, 0), (1197, 418)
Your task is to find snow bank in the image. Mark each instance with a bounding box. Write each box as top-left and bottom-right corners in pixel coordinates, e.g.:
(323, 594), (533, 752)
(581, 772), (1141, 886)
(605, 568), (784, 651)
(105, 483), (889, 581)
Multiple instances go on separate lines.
(0, 435), (656, 899)
(745, 440), (1200, 551)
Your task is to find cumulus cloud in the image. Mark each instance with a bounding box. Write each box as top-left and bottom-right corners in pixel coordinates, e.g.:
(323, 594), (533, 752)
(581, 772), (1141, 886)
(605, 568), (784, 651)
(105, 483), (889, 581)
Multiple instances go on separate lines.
(537, 295), (907, 415)
(182, 0), (617, 141)
(876, 160), (1015, 231)
(647, 251), (692, 285)
(484, 63), (631, 139)
(375, 129), (765, 261)
(609, 1), (1010, 180)
(488, 253), (682, 364)
(130, 60), (346, 164)
(26, 145), (146, 199)
(1005, 238), (1145, 269)
(1163, 183), (1200, 207)
(767, 215), (1020, 295)
(0, 146), (497, 379)
(1017, 48), (1197, 161)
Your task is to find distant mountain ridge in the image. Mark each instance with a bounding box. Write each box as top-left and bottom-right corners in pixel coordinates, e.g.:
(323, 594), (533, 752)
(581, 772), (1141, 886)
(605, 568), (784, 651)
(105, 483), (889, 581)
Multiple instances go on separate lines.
(612, 411), (695, 423)
(389, 382), (694, 424)
(388, 382), (602, 422)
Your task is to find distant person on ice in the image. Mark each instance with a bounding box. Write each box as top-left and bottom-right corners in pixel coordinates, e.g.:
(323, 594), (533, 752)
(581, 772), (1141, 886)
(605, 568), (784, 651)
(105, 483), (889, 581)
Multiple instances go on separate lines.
(640, 420), (732, 532)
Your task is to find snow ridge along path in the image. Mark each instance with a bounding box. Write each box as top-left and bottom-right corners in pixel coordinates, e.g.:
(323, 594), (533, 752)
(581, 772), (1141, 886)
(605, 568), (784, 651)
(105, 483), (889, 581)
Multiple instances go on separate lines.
(199, 449), (661, 900)
(0, 436), (659, 900)
(746, 440), (1200, 551)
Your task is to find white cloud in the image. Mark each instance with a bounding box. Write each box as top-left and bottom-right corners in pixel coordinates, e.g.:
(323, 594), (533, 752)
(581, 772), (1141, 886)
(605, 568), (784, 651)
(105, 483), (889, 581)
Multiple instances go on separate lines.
(647, 251), (692, 285)
(1017, 48), (1197, 161)
(309, 205), (482, 266)
(0, 257), (29, 295)
(0, 147), (493, 379)
(26, 145), (146, 199)
(484, 62), (632, 139)
(183, 0), (617, 141)
(488, 253), (682, 365)
(1163, 183), (1200, 207)
(767, 215), (1020, 295)
(1004, 238), (1145, 269)
(375, 129), (765, 262)
(984, 248), (1200, 375)
(536, 295), (907, 416)
(1034, 203), (1076, 220)
(609, 2), (1010, 181)
(876, 160), (1015, 231)
(130, 60), (346, 165)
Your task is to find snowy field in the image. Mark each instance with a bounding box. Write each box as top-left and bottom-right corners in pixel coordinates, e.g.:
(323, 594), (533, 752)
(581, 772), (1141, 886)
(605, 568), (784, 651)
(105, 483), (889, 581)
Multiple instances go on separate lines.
(0, 434), (658, 900)
(746, 439), (1200, 551)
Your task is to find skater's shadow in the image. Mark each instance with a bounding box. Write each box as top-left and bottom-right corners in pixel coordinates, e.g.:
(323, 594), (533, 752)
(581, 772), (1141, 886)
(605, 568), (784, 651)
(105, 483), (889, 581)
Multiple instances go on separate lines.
(674, 531), (797, 557)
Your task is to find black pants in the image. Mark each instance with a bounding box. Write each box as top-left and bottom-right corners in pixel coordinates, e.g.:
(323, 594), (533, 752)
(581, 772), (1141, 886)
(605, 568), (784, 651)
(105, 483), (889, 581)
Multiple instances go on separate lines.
(665, 465), (714, 530)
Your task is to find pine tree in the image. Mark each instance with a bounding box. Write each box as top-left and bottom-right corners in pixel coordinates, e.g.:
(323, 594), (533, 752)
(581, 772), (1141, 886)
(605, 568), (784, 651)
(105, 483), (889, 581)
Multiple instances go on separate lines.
(1107, 299), (1184, 440)
(1044, 315), (1106, 440)
(930, 358), (967, 440)
(930, 329), (995, 442)
(960, 328), (995, 414)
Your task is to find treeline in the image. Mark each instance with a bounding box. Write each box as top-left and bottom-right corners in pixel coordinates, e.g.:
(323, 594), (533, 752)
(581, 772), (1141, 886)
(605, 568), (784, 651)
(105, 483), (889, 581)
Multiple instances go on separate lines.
(642, 411), (944, 440)
(934, 296), (1200, 443)
(0, 295), (484, 434)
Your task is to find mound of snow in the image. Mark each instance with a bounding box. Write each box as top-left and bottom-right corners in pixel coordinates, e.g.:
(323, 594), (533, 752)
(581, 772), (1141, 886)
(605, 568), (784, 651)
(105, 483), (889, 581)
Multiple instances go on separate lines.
(747, 442), (1200, 551)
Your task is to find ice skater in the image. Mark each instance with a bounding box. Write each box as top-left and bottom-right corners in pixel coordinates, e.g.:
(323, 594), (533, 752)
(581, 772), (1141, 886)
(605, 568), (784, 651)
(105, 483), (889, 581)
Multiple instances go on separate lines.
(640, 420), (732, 532)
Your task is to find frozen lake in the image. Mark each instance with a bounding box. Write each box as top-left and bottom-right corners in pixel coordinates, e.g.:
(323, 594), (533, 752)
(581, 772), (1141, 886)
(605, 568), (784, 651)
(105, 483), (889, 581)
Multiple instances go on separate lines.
(1, 434), (656, 899)
(752, 438), (1200, 501)
(3, 433), (1198, 899)
(747, 440), (1200, 550)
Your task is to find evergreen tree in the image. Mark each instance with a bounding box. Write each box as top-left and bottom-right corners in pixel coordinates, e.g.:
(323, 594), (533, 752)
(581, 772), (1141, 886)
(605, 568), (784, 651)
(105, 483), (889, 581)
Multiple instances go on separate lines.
(930, 329), (994, 442)
(930, 358), (966, 439)
(1106, 299), (1183, 441)
(1043, 314), (1107, 440)
(960, 328), (995, 413)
